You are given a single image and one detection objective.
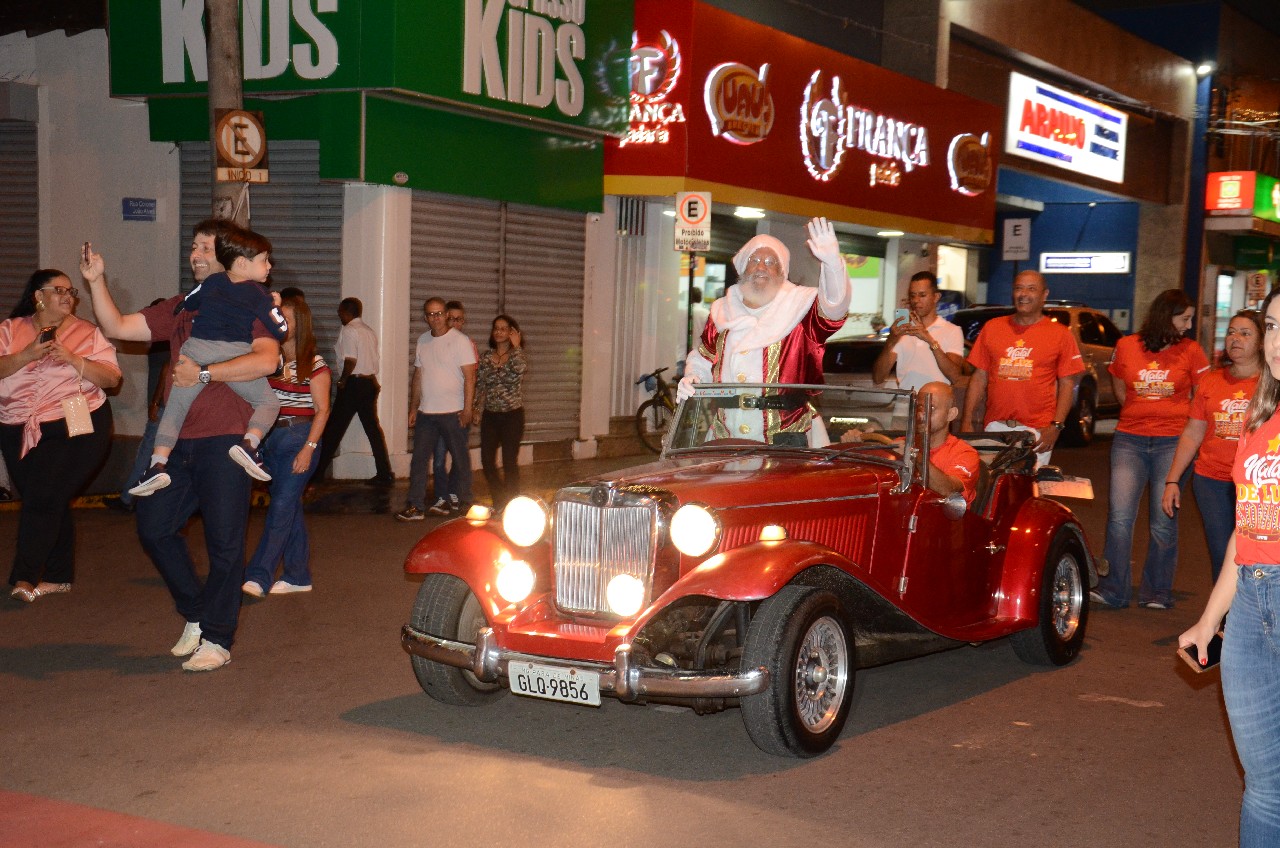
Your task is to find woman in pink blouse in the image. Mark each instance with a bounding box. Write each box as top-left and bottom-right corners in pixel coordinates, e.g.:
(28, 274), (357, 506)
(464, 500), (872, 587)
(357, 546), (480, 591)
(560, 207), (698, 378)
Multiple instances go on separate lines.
(0, 269), (120, 602)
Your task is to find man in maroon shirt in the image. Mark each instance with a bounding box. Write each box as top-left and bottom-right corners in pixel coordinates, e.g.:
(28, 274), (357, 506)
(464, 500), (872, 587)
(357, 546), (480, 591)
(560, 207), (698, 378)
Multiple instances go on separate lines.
(80, 220), (280, 672)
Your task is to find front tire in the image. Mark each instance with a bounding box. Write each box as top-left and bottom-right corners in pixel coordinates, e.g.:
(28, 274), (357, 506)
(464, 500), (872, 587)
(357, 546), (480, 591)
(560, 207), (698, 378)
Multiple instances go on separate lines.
(635, 397), (673, 453)
(410, 574), (507, 705)
(740, 585), (855, 757)
(1010, 531), (1089, 666)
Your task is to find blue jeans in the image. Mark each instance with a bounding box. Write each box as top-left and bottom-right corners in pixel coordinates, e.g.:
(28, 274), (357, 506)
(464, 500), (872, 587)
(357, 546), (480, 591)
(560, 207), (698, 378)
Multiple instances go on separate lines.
(1193, 473), (1236, 583)
(135, 433), (251, 650)
(1223, 565), (1280, 847)
(244, 423), (319, 589)
(407, 412), (471, 508)
(120, 409), (162, 507)
(1096, 431), (1182, 607)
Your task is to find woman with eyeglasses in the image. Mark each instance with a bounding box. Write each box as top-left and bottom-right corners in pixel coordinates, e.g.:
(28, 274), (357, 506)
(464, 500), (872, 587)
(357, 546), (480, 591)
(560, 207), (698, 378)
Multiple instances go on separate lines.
(0, 268), (120, 602)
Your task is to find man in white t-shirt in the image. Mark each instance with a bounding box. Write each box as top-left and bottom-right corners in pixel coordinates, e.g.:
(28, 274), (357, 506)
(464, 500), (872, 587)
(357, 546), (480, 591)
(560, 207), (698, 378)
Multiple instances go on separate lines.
(872, 271), (966, 391)
(396, 297), (477, 521)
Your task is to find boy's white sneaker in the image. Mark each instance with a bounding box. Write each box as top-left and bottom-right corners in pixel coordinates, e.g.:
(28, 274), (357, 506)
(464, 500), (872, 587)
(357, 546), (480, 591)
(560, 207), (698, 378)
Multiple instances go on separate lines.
(170, 621), (202, 657)
(182, 640), (230, 672)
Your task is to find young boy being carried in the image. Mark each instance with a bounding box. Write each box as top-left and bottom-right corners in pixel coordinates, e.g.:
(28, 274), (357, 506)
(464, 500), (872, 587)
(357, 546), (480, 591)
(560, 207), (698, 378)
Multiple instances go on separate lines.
(130, 225), (288, 496)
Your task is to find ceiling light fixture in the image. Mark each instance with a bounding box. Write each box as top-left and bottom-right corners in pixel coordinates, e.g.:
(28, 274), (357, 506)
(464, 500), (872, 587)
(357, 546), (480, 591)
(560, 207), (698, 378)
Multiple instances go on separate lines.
(734, 206), (766, 219)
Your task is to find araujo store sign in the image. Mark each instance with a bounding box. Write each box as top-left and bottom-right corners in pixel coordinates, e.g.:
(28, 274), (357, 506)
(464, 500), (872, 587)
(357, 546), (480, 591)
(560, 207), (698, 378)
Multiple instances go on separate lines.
(108, 0), (635, 211)
(604, 0), (1000, 243)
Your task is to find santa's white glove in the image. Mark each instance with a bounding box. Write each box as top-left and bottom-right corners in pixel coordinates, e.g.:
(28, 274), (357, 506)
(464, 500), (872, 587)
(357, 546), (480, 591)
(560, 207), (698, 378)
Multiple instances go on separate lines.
(805, 217), (841, 266)
(677, 373), (700, 402)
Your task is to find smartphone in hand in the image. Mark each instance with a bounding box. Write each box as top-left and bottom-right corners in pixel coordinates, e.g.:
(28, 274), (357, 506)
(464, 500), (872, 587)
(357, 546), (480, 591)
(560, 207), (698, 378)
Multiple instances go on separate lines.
(38, 326), (57, 344)
(1178, 630), (1225, 672)
(82, 242), (91, 264)
(893, 308), (910, 324)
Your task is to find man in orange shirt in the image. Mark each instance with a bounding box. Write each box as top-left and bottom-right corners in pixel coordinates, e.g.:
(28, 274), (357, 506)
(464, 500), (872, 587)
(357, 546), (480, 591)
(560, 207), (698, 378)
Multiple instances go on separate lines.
(918, 381), (980, 504)
(962, 270), (1084, 467)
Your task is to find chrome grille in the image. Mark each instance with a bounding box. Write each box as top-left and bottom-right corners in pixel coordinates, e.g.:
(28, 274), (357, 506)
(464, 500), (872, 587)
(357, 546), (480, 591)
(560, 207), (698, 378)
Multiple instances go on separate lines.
(553, 486), (659, 615)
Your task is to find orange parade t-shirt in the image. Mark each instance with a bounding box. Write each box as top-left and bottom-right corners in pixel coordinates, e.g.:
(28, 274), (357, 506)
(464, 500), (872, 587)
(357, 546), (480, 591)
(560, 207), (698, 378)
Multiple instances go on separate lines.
(1109, 335), (1210, 438)
(931, 434), (980, 505)
(1190, 369), (1259, 480)
(1233, 414), (1280, 566)
(967, 315), (1084, 429)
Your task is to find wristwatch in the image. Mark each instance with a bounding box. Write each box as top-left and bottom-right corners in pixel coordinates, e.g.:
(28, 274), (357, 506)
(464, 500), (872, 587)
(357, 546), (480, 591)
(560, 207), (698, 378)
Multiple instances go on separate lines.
(198, 364), (212, 384)
(1049, 420), (1065, 430)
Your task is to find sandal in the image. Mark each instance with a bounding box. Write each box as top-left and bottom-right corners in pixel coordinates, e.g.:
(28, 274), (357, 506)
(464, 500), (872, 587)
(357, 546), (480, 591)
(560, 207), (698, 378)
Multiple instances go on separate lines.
(31, 583), (71, 598)
(10, 586), (35, 603)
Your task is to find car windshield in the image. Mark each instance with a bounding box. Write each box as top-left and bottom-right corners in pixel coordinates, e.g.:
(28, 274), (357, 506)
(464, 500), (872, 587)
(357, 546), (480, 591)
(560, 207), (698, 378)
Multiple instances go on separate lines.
(666, 383), (917, 461)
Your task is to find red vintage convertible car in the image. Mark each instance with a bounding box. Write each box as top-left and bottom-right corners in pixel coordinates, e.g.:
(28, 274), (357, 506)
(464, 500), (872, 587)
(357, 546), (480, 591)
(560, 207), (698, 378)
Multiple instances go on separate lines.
(401, 383), (1097, 757)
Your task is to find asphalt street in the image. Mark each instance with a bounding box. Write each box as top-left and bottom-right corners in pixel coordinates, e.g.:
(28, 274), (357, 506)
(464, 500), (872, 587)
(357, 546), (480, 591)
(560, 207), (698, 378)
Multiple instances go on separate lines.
(0, 430), (1242, 847)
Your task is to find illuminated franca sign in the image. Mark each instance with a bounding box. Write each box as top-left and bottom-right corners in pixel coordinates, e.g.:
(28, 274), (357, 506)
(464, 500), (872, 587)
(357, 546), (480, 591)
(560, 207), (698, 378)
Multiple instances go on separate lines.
(1005, 71), (1127, 184)
(799, 70), (930, 186)
(622, 29), (686, 146)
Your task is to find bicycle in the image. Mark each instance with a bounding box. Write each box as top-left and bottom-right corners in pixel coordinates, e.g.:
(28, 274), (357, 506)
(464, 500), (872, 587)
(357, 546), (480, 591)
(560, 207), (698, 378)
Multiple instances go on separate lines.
(635, 366), (678, 453)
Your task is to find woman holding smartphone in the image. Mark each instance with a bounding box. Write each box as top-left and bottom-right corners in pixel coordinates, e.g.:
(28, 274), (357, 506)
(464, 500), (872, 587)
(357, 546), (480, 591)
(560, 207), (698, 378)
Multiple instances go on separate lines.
(0, 268), (120, 602)
(1181, 288), (1280, 847)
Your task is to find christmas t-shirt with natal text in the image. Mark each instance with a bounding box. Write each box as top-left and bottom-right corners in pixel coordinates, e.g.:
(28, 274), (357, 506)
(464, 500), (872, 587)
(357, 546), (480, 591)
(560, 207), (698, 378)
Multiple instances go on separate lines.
(1108, 335), (1209, 438)
(1233, 413), (1280, 566)
(966, 315), (1084, 429)
(1191, 369), (1259, 481)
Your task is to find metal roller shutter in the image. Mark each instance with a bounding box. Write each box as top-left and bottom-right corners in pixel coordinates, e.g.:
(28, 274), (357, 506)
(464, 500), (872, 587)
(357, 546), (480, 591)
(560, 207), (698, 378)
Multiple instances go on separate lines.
(500, 204), (584, 441)
(179, 141), (344, 365)
(0, 123), (38, 316)
(409, 192), (585, 442)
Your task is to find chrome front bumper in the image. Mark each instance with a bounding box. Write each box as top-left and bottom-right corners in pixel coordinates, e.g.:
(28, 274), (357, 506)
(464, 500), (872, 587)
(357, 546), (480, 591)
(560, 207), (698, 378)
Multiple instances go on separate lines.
(401, 624), (769, 701)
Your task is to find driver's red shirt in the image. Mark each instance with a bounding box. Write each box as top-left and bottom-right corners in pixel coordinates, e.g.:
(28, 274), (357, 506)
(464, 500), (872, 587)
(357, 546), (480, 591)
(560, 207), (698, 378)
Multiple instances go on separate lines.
(932, 434), (980, 505)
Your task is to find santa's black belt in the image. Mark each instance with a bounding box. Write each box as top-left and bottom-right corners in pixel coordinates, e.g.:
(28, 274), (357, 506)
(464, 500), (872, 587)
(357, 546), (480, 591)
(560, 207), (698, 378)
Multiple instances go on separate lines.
(708, 394), (808, 411)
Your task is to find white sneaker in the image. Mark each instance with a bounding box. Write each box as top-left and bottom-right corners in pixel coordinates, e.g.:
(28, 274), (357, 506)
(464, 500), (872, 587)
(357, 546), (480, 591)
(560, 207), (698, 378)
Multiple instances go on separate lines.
(182, 640), (231, 672)
(241, 580), (266, 598)
(269, 581), (312, 594)
(170, 621), (202, 657)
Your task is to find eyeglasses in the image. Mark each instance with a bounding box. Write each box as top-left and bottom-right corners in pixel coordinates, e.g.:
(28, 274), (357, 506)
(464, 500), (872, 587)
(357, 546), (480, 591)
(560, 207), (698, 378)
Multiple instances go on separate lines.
(426, 310), (445, 317)
(744, 256), (780, 270)
(41, 286), (79, 298)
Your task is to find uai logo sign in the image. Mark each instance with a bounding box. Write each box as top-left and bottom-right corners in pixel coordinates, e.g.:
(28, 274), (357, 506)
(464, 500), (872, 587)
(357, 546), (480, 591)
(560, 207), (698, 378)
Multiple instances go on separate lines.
(703, 62), (774, 145)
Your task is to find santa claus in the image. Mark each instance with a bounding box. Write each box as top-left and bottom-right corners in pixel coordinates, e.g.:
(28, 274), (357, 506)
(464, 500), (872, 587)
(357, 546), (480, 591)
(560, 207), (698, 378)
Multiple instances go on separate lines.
(679, 217), (850, 445)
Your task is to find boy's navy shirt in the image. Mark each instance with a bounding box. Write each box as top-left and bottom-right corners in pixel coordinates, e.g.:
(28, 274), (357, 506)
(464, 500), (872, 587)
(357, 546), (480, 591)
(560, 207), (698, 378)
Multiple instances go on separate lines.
(177, 271), (288, 343)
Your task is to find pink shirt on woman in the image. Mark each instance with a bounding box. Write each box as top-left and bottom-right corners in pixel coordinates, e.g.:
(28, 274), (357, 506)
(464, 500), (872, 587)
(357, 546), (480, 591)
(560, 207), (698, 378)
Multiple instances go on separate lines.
(0, 315), (120, 456)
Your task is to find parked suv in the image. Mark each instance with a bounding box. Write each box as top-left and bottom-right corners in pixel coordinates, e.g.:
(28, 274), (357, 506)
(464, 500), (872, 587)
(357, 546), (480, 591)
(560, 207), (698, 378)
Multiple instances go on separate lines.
(951, 303), (1122, 447)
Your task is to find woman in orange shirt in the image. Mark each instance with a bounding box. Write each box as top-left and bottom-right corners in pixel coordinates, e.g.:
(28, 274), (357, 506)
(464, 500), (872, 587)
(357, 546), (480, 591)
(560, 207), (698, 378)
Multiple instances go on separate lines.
(1161, 309), (1262, 583)
(1179, 289), (1280, 847)
(1091, 289), (1209, 609)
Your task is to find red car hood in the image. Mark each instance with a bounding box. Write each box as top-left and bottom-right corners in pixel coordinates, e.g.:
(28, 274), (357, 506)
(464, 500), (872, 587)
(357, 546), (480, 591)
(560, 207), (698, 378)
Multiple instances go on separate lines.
(571, 450), (896, 508)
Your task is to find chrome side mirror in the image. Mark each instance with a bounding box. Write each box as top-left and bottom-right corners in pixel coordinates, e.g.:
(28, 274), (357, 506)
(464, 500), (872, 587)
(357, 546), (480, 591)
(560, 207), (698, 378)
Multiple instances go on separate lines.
(940, 491), (966, 520)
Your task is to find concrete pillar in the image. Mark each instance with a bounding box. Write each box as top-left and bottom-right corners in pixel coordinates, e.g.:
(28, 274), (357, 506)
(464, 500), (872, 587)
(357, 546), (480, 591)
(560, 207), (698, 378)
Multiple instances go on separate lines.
(577, 201), (620, 457)
(881, 0), (947, 86)
(333, 183), (412, 479)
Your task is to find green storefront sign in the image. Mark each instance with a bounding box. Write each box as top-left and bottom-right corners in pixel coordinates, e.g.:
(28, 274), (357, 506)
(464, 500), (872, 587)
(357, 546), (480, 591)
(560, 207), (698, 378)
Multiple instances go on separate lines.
(112, 0), (633, 210)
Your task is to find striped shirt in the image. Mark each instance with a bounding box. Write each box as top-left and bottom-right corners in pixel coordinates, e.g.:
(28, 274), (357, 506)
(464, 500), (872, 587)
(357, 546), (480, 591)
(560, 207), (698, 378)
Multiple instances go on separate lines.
(269, 354), (329, 417)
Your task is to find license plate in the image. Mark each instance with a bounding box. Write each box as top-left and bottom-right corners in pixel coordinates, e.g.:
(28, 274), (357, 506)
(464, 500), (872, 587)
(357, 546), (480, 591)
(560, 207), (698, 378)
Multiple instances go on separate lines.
(508, 661), (601, 707)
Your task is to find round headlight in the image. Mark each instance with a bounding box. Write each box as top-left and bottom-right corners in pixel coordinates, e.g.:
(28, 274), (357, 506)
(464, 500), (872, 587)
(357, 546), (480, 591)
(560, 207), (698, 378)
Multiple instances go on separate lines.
(496, 559), (536, 604)
(502, 496), (548, 547)
(670, 503), (720, 557)
(606, 574), (646, 617)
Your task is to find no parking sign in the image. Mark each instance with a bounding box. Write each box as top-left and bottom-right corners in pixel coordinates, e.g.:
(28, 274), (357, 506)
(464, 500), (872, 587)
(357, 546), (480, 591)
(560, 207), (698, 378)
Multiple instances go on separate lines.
(674, 191), (711, 252)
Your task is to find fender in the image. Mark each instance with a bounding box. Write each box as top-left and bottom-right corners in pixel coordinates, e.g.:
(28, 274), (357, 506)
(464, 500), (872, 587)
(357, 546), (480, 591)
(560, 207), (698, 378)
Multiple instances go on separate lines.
(402, 519), (551, 621)
(639, 539), (858, 619)
(994, 498), (1090, 624)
